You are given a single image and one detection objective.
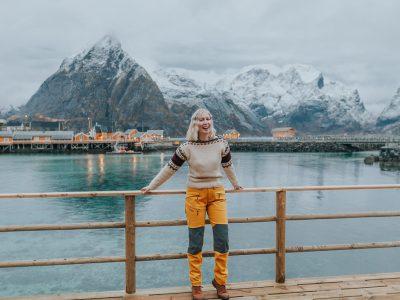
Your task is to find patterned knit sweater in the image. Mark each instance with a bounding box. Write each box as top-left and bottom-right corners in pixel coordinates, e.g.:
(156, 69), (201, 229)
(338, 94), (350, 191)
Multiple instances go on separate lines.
(147, 135), (239, 189)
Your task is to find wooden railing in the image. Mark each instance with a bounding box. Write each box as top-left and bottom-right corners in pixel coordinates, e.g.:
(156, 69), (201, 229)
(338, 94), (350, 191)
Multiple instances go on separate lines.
(1, 184), (400, 294)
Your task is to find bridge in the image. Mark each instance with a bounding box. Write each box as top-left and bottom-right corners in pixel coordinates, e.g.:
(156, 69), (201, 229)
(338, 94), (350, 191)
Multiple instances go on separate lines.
(2, 184), (400, 299)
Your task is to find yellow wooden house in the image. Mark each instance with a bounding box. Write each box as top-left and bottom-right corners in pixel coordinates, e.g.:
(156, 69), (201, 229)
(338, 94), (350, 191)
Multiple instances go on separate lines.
(141, 130), (164, 142)
(271, 127), (296, 138)
(223, 129), (240, 140)
(111, 131), (126, 141)
(74, 132), (90, 142)
(125, 129), (139, 140)
(0, 131), (12, 143)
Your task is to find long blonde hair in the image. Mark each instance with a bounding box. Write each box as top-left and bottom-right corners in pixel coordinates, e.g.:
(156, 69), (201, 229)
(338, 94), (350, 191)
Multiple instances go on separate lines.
(186, 108), (217, 141)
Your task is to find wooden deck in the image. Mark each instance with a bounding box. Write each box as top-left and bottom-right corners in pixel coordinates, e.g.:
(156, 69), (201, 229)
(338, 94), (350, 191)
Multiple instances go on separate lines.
(5, 272), (400, 300)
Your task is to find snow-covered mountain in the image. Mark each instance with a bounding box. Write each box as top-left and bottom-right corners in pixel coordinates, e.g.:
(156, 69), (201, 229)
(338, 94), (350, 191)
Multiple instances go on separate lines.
(150, 68), (266, 134)
(60, 36), (142, 76)
(150, 64), (373, 134)
(376, 88), (400, 133)
(21, 35), (376, 135)
(23, 35), (183, 134)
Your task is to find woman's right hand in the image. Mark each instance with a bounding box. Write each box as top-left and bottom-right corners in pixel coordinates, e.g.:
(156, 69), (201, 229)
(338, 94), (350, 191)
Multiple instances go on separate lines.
(141, 186), (151, 194)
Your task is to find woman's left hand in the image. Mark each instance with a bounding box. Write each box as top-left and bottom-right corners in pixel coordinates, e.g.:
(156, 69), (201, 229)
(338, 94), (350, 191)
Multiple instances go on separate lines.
(140, 186), (151, 194)
(233, 184), (243, 190)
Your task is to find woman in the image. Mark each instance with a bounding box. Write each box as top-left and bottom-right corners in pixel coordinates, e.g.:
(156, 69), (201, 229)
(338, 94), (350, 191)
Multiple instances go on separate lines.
(141, 108), (242, 300)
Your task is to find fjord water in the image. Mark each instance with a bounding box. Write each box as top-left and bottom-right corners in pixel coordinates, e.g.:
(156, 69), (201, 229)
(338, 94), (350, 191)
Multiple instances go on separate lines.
(1, 151), (400, 296)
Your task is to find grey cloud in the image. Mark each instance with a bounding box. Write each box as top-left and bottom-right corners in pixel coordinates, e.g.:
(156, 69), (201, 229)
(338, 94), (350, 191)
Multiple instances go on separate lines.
(0, 0), (399, 114)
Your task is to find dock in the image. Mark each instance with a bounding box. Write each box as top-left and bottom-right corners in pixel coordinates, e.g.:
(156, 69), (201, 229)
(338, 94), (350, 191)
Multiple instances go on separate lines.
(2, 134), (400, 153)
(2, 185), (400, 299)
(3, 272), (400, 299)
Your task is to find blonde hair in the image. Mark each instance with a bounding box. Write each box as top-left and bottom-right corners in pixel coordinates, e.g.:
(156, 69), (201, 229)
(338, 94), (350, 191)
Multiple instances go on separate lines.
(186, 108), (217, 141)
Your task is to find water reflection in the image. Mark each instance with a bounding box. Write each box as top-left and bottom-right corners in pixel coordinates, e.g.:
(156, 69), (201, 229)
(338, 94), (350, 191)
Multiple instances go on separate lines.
(98, 154), (105, 177)
(379, 161), (400, 172)
(160, 152), (165, 163)
(86, 156), (94, 186)
(315, 159), (325, 201)
(131, 155), (139, 176)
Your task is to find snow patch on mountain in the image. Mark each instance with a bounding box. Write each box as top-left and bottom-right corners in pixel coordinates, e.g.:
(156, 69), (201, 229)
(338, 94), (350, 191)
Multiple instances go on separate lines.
(379, 88), (400, 120)
(149, 68), (221, 104)
(151, 63), (372, 129)
(377, 88), (400, 132)
(59, 35), (145, 80)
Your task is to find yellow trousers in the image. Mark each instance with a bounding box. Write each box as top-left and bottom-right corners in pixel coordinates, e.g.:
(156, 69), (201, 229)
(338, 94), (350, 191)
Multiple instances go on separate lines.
(185, 185), (229, 286)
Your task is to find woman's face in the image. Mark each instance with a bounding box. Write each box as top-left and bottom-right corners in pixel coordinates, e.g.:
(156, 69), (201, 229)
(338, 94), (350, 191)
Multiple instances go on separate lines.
(196, 112), (212, 135)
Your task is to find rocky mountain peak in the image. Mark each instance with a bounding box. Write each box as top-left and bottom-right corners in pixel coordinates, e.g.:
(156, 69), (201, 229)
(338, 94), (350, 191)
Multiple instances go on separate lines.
(93, 34), (121, 50)
(282, 64), (323, 85)
(377, 86), (400, 126)
(22, 36), (178, 134)
(59, 35), (136, 74)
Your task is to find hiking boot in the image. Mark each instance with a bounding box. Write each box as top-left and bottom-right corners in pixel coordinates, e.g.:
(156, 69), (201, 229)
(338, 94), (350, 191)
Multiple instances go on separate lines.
(212, 279), (229, 300)
(192, 285), (206, 300)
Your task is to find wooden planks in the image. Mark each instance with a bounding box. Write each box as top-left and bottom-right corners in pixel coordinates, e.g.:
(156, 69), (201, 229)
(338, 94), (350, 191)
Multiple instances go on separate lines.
(5, 272), (400, 300)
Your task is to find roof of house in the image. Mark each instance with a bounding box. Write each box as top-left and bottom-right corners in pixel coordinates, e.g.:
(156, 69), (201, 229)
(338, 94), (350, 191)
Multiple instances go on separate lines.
(13, 131), (74, 140)
(146, 130), (164, 135)
(74, 132), (89, 136)
(124, 129), (138, 134)
(51, 131), (74, 140)
(0, 131), (12, 137)
(112, 131), (125, 135)
(224, 129), (239, 134)
(271, 127), (295, 132)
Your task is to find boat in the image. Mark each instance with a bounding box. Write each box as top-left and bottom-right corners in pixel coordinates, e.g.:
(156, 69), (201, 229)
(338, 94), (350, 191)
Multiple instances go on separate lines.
(106, 142), (142, 155)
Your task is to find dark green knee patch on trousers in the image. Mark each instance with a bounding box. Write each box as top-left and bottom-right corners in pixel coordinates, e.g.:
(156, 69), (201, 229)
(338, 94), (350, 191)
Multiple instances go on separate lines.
(188, 227), (205, 254)
(213, 224), (229, 253)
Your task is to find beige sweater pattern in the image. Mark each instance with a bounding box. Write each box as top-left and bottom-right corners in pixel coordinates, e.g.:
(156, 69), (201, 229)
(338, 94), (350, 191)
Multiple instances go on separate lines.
(147, 136), (239, 190)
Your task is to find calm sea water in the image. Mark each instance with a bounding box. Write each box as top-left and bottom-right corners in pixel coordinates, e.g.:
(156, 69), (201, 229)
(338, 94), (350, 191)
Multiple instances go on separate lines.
(1, 151), (400, 296)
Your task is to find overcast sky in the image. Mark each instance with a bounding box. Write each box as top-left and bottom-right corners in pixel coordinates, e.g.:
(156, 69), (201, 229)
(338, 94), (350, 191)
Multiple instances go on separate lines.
(0, 0), (399, 114)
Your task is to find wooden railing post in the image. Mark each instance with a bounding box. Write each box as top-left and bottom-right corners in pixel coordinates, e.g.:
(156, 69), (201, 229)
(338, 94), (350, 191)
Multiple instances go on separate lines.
(275, 189), (286, 283)
(125, 195), (136, 294)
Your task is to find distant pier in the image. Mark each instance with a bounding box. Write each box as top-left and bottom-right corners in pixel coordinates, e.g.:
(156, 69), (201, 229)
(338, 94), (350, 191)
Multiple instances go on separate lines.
(1, 135), (399, 153)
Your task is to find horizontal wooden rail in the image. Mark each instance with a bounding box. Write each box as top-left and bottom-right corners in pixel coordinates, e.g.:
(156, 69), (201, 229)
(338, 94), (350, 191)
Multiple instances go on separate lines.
(3, 240), (400, 268)
(0, 256), (125, 268)
(136, 248), (278, 261)
(0, 191), (143, 199)
(131, 216), (277, 227)
(284, 184), (400, 192)
(3, 211), (400, 232)
(286, 211), (400, 220)
(0, 222), (125, 232)
(286, 241), (400, 253)
(0, 217), (277, 232)
(0, 248), (277, 268)
(1, 184), (400, 199)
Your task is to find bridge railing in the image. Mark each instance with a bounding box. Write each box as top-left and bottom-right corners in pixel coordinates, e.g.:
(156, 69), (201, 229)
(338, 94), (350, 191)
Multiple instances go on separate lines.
(1, 184), (400, 294)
